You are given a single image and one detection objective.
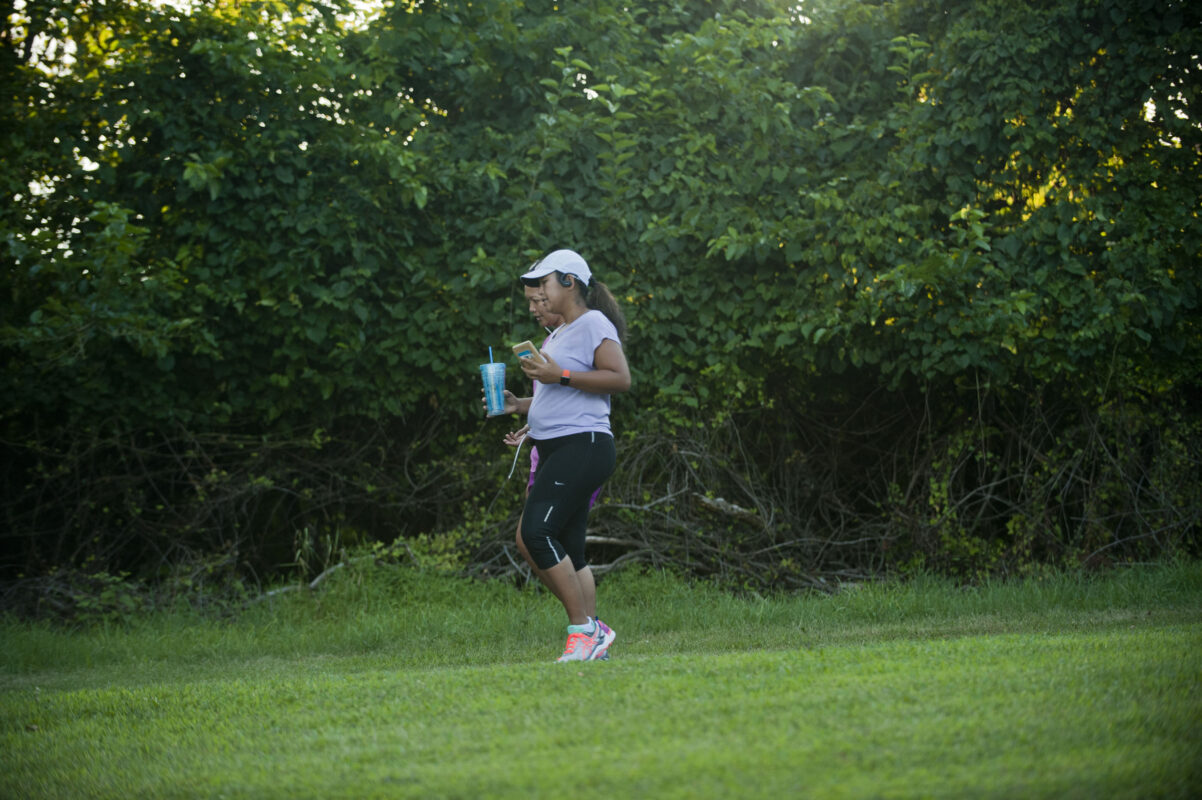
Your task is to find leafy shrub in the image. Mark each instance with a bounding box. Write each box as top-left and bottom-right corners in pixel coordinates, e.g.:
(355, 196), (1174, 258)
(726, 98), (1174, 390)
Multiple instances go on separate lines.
(1, 0), (1198, 607)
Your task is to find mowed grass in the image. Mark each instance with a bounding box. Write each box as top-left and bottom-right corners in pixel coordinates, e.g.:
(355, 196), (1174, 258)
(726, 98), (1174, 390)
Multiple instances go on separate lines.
(2, 562), (1200, 799)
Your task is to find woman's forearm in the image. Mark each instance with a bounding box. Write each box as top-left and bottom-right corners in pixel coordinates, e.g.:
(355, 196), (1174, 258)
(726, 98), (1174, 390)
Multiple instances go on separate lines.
(559, 368), (631, 395)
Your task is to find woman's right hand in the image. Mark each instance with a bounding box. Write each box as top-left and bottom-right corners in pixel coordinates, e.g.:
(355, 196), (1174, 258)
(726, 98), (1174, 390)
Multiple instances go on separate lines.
(482, 388), (523, 417)
(499, 389), (524, 416)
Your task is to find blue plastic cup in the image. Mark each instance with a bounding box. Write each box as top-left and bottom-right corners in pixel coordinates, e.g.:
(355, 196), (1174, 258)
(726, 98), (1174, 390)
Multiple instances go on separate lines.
(480, 362), (506, 416)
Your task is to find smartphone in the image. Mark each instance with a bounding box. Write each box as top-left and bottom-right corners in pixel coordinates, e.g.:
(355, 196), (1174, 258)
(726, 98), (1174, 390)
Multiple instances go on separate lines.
(511, 340), (546, 363)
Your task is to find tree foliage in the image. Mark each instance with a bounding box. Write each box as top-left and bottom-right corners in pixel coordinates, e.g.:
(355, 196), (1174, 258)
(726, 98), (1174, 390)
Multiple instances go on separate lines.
(2, 0), (1199, 597)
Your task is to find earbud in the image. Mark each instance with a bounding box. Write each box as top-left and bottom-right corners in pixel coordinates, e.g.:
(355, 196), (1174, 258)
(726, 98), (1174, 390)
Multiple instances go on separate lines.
(558, 273), (574, 288)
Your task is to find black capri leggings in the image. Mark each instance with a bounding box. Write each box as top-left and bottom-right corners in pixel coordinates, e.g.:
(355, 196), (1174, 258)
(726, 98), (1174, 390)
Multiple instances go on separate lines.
(520, 431), (615, 571)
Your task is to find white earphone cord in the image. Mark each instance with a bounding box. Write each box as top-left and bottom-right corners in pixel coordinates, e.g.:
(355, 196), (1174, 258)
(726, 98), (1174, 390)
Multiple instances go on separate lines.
(506, 434), (529, 480)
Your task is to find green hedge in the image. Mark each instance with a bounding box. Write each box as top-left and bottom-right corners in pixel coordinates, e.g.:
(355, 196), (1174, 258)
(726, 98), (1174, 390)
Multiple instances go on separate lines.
(2, 0), (1198, 597)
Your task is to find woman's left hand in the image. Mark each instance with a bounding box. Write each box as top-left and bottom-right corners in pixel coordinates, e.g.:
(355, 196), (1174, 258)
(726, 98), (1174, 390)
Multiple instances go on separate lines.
(519, 350), (560, 385)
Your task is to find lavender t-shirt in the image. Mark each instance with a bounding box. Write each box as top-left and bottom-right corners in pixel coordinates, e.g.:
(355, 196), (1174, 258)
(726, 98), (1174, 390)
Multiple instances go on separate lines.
(528, 310), (620, 440)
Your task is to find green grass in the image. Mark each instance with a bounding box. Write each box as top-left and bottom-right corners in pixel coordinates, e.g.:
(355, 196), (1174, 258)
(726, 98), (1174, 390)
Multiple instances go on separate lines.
(2, 561), (1200, 798)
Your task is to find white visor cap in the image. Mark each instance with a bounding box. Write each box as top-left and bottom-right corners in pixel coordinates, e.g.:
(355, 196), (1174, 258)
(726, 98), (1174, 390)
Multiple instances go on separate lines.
(520, 249), (592, 286)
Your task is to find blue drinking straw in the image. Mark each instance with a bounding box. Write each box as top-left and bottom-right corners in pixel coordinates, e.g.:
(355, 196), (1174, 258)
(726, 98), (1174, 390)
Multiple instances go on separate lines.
(489, 347), (494, 363)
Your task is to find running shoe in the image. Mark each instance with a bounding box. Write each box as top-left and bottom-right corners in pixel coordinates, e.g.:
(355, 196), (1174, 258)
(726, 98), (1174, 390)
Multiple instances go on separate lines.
(556, 631), (596, 662)
(589, 618), (616, 661)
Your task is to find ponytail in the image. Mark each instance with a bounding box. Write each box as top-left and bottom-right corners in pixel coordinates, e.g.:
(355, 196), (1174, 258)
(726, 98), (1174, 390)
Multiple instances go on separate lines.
(584, 280), (626, 341)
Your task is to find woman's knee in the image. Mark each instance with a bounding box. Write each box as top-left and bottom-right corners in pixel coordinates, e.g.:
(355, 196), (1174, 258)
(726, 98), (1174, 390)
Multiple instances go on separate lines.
(520, 520), (567, 571)
(515, 523), (531, 559)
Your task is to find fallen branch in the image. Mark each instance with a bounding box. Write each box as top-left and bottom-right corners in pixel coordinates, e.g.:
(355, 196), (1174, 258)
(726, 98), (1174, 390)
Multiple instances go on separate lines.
(585, 535), (644, 548)
(693, 493), (766, 528)
(590, 549), (655, 575)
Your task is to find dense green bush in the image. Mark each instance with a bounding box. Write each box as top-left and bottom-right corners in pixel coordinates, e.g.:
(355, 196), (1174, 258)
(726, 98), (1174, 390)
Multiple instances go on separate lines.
(2, 0), (1198, 606)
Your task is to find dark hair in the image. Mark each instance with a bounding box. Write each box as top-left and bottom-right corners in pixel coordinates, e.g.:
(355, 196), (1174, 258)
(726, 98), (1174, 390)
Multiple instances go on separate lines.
(581, 278), (626, 341)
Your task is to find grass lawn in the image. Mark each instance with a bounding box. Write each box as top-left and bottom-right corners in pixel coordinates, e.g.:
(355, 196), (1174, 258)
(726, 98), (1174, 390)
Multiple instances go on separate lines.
(2, 562), (1200, 798)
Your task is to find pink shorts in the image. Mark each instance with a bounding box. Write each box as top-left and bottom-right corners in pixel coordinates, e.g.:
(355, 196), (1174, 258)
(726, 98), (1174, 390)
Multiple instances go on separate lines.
(530, 445), (602, 508)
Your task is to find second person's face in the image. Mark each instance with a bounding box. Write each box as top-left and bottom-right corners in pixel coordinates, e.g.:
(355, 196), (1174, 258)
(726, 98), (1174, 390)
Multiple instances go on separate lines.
(524, 285), (560, 328)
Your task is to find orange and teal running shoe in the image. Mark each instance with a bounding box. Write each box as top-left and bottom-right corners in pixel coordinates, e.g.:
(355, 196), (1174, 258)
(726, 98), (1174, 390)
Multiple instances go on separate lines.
(556, 631), (596, 662)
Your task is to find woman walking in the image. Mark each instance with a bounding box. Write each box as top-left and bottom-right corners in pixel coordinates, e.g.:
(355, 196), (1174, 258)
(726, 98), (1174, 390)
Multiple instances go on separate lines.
(504, 284), (603, 561)
(491, 249), (630, 662)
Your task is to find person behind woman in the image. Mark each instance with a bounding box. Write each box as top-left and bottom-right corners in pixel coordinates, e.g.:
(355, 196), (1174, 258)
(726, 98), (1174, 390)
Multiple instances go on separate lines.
(490, 249), (630, 662)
